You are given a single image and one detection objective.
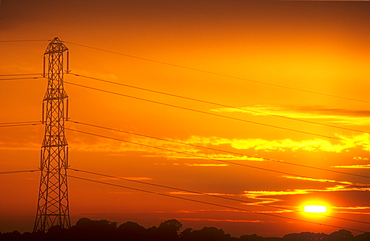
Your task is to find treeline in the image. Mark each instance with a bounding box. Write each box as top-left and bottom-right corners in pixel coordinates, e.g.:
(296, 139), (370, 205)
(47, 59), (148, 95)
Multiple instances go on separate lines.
(0, 218), (369, 241)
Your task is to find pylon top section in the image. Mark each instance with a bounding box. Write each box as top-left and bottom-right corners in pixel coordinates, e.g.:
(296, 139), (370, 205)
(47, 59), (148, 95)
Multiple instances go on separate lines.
(44, 37), (68, 55)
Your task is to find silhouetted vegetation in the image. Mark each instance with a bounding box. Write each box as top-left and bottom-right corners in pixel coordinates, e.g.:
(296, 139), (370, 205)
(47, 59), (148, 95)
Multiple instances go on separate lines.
(0, 218), (369, 241)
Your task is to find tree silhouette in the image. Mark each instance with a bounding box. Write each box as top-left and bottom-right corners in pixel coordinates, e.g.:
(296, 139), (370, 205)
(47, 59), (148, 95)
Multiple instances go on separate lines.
(353, 232), (370, 241)
(239, 233), (264, 241)
(284, 232), (327, 241)
(159, 219), (183, 233)
(118, 221), (147, 241)
(1, 217), (369, 241)
(46, 226), (68, 241)
(180, 226), (231, 241)
(0, 231), (22, 241)
(146, 219), (182, 241)
(324, 230), (353, 241)
(68, 218), (118, 241)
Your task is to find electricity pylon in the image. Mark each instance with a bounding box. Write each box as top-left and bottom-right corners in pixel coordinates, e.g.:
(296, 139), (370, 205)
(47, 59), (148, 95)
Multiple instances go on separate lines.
(34, 37), (71, 232)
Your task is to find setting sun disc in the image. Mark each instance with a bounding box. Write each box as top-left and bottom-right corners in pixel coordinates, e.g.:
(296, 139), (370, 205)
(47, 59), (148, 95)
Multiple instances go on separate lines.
(304, 205), (327, 213)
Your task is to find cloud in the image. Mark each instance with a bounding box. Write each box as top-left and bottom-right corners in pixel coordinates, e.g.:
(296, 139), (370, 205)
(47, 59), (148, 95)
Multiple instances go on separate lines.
(101, 177), (153, 181)
(184, 133), (370, 153)
(282, 176), (352, 185)
(183, 155), (264, 162)
(335, 206), (370, 210)
(243, 177), (370, 207)
(212, 105), (370, 126)
(334, 156), (370, 169)
(184, 163), (228, 167)
(153, 209), (199, 214)
(67, 123), (370, 158)
(353, 156), (369, 161)
(169, 191), (242, 197)
(155, 162), (229, 167)
(177, 217), (265, 223)
(332, 164), (370, 169)
(153, 209), (240, 214)
(169, 191), (202, 196)
(167, 190), (293, 213)
(241, 197), (282, 206)
(333, 206), (370, 215)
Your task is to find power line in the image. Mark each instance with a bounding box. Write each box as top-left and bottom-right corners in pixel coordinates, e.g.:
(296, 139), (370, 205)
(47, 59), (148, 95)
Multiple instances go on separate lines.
(0, 77), (42, 81)
(0, 73), (42, 76)
(0, 121), (41, 128)
(0, 121), (41, 125)
(65, 128), (353, 184)
(65, 41), (370, 105)
(70, 120), (370, 180)
(70, 73), (368, 135)
(68, 168), (370, 226)
(66, 127), (370, 226)
(69, 168), (285, 210)
(64, 81), (342, 141)
(68, 174), (368, 233)
(66, 126), (370, 225)
(0, 40), (49, 42)
(0, 170), (39, 175)
(0, 123), (41, 128)
(67, 123), (370, 226)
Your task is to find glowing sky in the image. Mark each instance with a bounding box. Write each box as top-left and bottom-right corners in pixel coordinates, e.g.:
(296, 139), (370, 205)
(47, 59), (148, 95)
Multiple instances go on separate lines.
(0, 0), (369, 237)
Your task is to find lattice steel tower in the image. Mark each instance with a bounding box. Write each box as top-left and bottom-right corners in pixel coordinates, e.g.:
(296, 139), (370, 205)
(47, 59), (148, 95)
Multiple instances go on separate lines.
(34, 37), (71, 232)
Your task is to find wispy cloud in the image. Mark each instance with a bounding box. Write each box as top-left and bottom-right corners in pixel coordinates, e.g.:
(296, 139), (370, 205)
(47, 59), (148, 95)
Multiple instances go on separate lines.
(184, 163), (228, 167)
(153, 209), (239, 214)
(333, 206), (370, 215)
(155, 163), (229, 167)
(102, 177), (153, 181)
(67, 123), (370, 157)
(354, 156), (369, 161)
(212, 105), (370, 126)
(169, 191), (242, 197)
(335, 206), (370, 210)
(282, 176), (352, 185)
(184, 133), (370, 153)
(332, 164), (370, 169)
(243, 176), (370, 207)
(241, 197), (282, 206)
(177, 217), (265, 223)
(169, 191), (202, 196)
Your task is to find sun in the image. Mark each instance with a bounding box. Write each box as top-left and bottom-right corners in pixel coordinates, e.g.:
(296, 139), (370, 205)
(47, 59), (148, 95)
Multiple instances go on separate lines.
(301, 201), (331, 216)
(304, 205), (327, 213)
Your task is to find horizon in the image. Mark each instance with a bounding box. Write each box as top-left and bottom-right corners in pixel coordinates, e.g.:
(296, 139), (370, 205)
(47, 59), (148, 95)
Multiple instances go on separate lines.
(1, 217), (368, 239)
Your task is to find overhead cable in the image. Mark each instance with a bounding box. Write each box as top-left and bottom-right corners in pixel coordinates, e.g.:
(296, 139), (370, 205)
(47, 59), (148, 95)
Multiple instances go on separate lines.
(69, 174), (368, 233)
(69, 168), (370, 226)
(0, 73), (42, 76)
(70, 73), (368, 134)
(0, 40), (49, 42)
(65, 128), (351, 183)
(65, 41), (370, 104)
(64, 81), (342, 141)
(0, 121), (41, 125)
(0, 121), (41, 128)
(0, 170), (39, 175)
(70, 120), (370, 180)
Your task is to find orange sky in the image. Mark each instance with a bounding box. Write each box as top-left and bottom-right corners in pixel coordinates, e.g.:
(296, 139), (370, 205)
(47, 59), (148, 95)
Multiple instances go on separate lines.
(0, 0), (369, 237)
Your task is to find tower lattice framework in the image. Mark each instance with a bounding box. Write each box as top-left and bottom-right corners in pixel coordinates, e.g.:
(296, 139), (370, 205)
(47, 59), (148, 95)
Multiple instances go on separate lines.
(34, 37), (71, 232)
